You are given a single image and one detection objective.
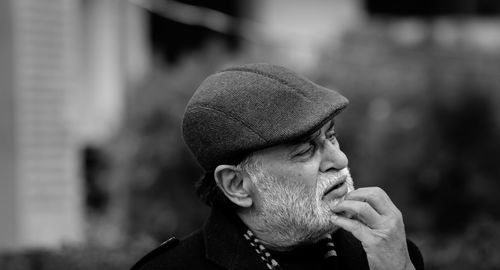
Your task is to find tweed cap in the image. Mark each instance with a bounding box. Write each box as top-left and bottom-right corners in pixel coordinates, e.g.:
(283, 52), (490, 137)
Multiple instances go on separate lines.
(182, 63), (348, 171)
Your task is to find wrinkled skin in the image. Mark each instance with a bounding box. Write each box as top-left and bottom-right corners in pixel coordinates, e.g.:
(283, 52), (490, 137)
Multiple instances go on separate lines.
(332, 187), (415, 270)
(241, 120), (415, 269)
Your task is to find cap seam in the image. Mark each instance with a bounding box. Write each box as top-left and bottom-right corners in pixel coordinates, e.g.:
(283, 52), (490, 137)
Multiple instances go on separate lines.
(220, 67), (311, 101)
(189, 105), (268, 143)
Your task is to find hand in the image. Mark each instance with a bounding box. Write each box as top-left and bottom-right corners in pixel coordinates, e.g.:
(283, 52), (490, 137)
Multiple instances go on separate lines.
(331, 187), (415, 270)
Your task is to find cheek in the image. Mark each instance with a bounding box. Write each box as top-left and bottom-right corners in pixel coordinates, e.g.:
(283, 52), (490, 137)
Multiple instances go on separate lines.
(263, 158), (321, 188)
(287, 166), (319, 190)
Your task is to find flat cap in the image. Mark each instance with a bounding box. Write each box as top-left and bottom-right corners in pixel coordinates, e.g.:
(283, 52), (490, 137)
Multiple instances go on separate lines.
(182, 63), (348, 171)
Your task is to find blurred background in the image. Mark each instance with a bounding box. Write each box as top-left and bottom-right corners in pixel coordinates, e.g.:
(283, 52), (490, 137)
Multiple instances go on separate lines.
(1, 0), (500, 269)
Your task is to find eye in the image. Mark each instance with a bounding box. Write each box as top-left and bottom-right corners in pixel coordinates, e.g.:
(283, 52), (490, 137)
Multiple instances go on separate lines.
(294, 143), (315, 158)
(326, 131), (337, 142)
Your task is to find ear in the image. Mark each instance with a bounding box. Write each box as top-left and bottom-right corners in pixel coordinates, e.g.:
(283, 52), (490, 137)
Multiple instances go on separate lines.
(214, 165), (253, 208)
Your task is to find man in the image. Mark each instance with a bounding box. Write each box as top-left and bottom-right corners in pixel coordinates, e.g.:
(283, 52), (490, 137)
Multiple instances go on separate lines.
(131, 63), (424, 270)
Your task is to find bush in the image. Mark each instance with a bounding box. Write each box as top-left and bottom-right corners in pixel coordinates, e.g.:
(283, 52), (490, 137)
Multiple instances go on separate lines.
(315, 23), (500, 268)
(0, 239), (153, 270)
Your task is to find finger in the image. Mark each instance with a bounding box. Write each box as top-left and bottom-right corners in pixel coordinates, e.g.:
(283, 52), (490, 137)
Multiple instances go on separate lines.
(332, 200), (382, 228)
(330, 214), (374, 243)
(345, 187), (396, 216)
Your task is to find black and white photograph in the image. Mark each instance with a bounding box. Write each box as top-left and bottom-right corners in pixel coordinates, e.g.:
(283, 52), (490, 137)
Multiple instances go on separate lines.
(1, 0), (500, 269)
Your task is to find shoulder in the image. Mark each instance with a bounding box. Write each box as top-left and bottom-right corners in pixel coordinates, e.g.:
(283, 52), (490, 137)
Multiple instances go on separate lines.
(130, 230), (217, 270)
(130, 237), (181, 270)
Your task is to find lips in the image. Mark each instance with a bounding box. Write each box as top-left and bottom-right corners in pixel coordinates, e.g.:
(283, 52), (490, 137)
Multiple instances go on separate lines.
(322, 175), (348, 200)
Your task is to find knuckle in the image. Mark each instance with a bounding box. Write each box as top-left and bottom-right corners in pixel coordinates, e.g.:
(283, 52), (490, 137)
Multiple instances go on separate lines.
(393, 208), (403, 219)
(355, 222), (364, 233)
(387, 215), (404, 230)
(366, 186), (385, 201)
(360, 202), (371, 214)
(352, 220), (363, 233)
(397, 211), (403, 220)
(372, 186), (386, 196)
(388, 217), (399, 228)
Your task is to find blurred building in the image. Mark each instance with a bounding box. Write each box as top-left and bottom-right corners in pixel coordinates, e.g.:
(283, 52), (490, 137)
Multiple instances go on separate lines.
(253, 0), (363, 71)
(0, 0), (149, 250)
(0, 0), (252, 251)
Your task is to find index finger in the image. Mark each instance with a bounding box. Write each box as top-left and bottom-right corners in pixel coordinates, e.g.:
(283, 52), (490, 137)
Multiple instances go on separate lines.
(345, 187), (396, 216)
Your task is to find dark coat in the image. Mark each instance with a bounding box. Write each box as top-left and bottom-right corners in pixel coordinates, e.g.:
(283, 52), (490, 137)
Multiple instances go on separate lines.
(131, 209), (424, 270)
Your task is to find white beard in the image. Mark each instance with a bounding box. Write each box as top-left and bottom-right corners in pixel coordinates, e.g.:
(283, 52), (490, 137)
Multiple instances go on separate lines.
(249, 167), (355, 248)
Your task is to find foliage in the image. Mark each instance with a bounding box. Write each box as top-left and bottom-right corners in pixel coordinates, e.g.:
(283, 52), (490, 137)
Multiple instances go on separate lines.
(78, 23), (500, 269)
(417, 217), (500, 270)
(0, 240), (153, 270)
(110, 57), (215, 240)
(315, 24), (500, 268)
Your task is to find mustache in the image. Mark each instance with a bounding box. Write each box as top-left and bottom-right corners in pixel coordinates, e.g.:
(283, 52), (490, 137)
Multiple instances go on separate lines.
(317, 167), (354, 194)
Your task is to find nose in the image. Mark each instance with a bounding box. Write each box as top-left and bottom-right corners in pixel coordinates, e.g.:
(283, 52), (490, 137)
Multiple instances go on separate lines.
(319, 139), (348, 172)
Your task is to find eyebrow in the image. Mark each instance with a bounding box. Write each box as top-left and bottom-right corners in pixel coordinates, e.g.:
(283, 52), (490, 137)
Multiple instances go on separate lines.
(287, 121), (337, 156)
(291, 120), (336, 146)
(292, 130), (320, 146)
(327, 120), (336, 132)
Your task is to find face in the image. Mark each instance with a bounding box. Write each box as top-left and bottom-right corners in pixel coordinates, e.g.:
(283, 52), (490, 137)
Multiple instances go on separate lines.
(244, 120), (354, 246)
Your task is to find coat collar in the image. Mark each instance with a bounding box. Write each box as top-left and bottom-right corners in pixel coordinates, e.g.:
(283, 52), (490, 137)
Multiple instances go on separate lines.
(202, 208), (268, 270)
(333, 229), (370, 270)
(202, 208), (370, 270)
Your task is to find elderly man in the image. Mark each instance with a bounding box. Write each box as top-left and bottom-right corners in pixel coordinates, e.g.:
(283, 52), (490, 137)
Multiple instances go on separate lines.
(131, 63), (424, 270)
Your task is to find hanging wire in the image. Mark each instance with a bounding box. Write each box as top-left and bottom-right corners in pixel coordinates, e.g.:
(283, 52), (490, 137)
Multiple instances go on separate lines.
(128, 0), (264, 41)
(127, 0), (329, 53)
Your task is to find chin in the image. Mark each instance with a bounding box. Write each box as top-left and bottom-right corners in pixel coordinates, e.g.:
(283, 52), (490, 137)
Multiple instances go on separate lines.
(304, 223), (339, 244)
